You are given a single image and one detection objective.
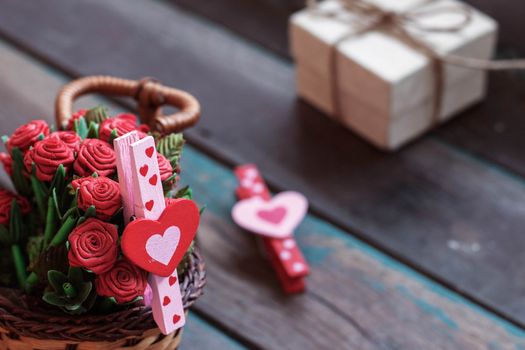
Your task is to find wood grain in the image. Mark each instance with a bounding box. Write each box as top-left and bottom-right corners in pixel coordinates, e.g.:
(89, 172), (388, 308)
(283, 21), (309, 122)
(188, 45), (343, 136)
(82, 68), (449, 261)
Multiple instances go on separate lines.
(171, 0), (525, 56)
(181, 314), (247, 349)
(1, 0), (525, 329)
(1, 25), (525, 349)
(183, 145), (525, 350)
(169, 0), (525, 177)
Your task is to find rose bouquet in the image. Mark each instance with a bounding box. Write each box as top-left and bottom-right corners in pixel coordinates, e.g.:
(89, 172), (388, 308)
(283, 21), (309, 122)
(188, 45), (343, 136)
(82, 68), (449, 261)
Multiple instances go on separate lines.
(0, 106), (195, 315)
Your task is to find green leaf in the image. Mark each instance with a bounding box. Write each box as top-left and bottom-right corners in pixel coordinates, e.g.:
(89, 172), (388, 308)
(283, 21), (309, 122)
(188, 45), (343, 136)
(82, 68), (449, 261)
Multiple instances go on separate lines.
(25, 272), (39, 294)
(1, 135), (8, 145)
(84, 105), (108, 124)
(11, 148), (30, 195)
(156, 133), (185, 169)
(68, 267), (84, 286)
(11, 244), (27, 289)
(48, 216), (77, 248)
(199, 205), (207, 215)
(84, 205), (96, 219)
(31, 175), (47, 219)
(49, 164), (66, 195)
(52, 188), (62, 220)
(9, 200), (22, 243)
(174, 185), (193, 200)
(47, 270), (68, 292)
(75, 281), (93, 304)
(108, 128), (119, 144)
(43, 195), (58, 247)
(74, 117), (88, 139)
(86, 121), (99, 139)
(43, 292), (68, 307)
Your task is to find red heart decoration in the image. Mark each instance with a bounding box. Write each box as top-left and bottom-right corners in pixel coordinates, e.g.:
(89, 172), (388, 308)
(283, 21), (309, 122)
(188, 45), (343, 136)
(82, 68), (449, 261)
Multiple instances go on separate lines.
(169, 275), (177, 286)
(145, 200), (154, 211)
(163, 296), (171, 306)
(149, 174), (158, 186)
(121, 199), (199, 276)
(139, 165), (149, 177)
(173, 314), (181, 324)
(145, 147), (154, 158)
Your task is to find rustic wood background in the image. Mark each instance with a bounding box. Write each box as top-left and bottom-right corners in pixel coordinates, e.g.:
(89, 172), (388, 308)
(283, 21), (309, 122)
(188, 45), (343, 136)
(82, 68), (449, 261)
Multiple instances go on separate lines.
(0, 0), (525, 349)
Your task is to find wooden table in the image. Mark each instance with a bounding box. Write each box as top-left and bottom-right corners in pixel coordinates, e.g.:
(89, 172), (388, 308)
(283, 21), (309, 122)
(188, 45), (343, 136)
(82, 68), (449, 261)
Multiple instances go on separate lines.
(0, 0), (525, 348)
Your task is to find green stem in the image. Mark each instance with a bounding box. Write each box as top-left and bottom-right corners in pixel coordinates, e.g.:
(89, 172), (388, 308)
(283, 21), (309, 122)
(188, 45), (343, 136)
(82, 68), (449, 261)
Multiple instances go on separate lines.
(43, 196), (58, 248)
(11, 244), (27, 290)
(25, 272), (38, 294)
(31, 176), (46, 219)
(48, 216), (77, 248)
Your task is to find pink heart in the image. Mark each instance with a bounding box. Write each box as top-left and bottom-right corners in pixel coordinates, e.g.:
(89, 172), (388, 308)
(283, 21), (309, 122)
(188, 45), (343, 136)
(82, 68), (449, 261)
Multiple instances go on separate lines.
(145, 226), (181, 265)
(257, 207), (286, 224)
(232, 191), (308, 238)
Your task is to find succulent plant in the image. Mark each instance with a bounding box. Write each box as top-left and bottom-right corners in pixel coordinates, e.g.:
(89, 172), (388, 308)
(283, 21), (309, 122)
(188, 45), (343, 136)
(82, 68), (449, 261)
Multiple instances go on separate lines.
(43, 267), (96, 315)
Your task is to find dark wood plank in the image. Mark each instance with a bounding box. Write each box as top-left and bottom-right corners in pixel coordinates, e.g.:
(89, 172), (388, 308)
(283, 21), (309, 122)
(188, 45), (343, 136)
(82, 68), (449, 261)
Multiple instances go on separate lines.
(169, 0), (525, 178)
(1, 0), (525, 328)
(2, 28), (525, 350)
(171, 0), (525, 57)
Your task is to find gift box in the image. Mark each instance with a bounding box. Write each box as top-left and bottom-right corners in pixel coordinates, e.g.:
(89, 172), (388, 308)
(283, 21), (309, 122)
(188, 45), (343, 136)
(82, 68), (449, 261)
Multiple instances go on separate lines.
(290, 0), (498, 150)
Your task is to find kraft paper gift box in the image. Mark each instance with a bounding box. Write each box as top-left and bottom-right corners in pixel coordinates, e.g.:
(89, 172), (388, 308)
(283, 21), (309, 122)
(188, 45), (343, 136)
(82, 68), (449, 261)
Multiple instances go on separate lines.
(289, 0), (498, 150)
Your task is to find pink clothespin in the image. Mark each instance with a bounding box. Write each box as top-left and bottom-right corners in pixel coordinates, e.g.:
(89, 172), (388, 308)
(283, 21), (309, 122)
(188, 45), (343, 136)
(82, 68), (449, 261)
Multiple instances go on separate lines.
(232, 164), (309, 294)
(114, 132), (186, 334)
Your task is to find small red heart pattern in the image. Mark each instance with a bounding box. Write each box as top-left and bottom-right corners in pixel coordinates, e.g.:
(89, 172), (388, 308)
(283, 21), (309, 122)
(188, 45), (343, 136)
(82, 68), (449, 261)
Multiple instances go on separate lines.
(145, 200), (154, 211)
(139, 164), (149, 177)
(169, 275), (177, 286)
(173, 314), (181, 324)
(163, 296), (171, 306)
(145, 146), (155, 158)
(149, 174), (158, 186)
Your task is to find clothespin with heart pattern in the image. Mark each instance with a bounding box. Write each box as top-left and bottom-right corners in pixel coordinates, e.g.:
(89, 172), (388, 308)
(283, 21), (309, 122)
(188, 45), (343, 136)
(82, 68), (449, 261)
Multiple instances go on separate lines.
(232, 164), (309, 294)
(114, 132), (199, 334)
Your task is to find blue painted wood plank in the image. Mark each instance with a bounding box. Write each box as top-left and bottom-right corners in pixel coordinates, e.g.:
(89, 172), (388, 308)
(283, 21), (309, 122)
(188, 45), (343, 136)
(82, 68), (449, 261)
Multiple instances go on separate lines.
(181, 313), (247, 350)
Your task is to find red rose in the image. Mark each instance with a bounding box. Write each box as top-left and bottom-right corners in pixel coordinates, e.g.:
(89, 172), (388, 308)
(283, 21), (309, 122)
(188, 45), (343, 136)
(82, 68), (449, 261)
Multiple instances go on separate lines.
(165, 197), (177, 207)
(0, 189), (31, 225)
(48, 131), (82, 153)
(23, 151), (33, 177)
(99, 114), (146, 142)
(68, 218), (118, 274)
(26, 137), (75, 182)
(6, 120), (49, 153)
(157, 153), (173, 182)
(0, 153), (13, 177)
(95, 259), (147, 303)
(72, 176), (121, 220)
(67, 109), (87, 130)
(74, 139), (116, 177)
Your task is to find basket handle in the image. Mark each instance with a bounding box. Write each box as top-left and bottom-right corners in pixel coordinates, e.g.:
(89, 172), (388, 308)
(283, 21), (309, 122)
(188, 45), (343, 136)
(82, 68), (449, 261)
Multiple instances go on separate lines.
(55, 75), (200, 134)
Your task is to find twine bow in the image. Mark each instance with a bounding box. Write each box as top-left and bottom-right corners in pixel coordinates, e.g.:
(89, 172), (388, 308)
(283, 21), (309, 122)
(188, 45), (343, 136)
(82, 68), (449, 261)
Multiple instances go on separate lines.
(306, 0), (525, 125)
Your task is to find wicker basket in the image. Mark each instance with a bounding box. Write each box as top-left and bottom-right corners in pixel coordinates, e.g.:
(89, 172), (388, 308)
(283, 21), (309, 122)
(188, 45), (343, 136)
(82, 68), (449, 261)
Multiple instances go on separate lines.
(0, 249), (206, 350)
(0, 76), (205, 350)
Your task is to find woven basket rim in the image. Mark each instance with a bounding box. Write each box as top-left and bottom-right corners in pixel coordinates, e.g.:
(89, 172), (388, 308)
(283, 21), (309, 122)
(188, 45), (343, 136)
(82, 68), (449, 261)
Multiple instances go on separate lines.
(0, 248), (206, 342)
